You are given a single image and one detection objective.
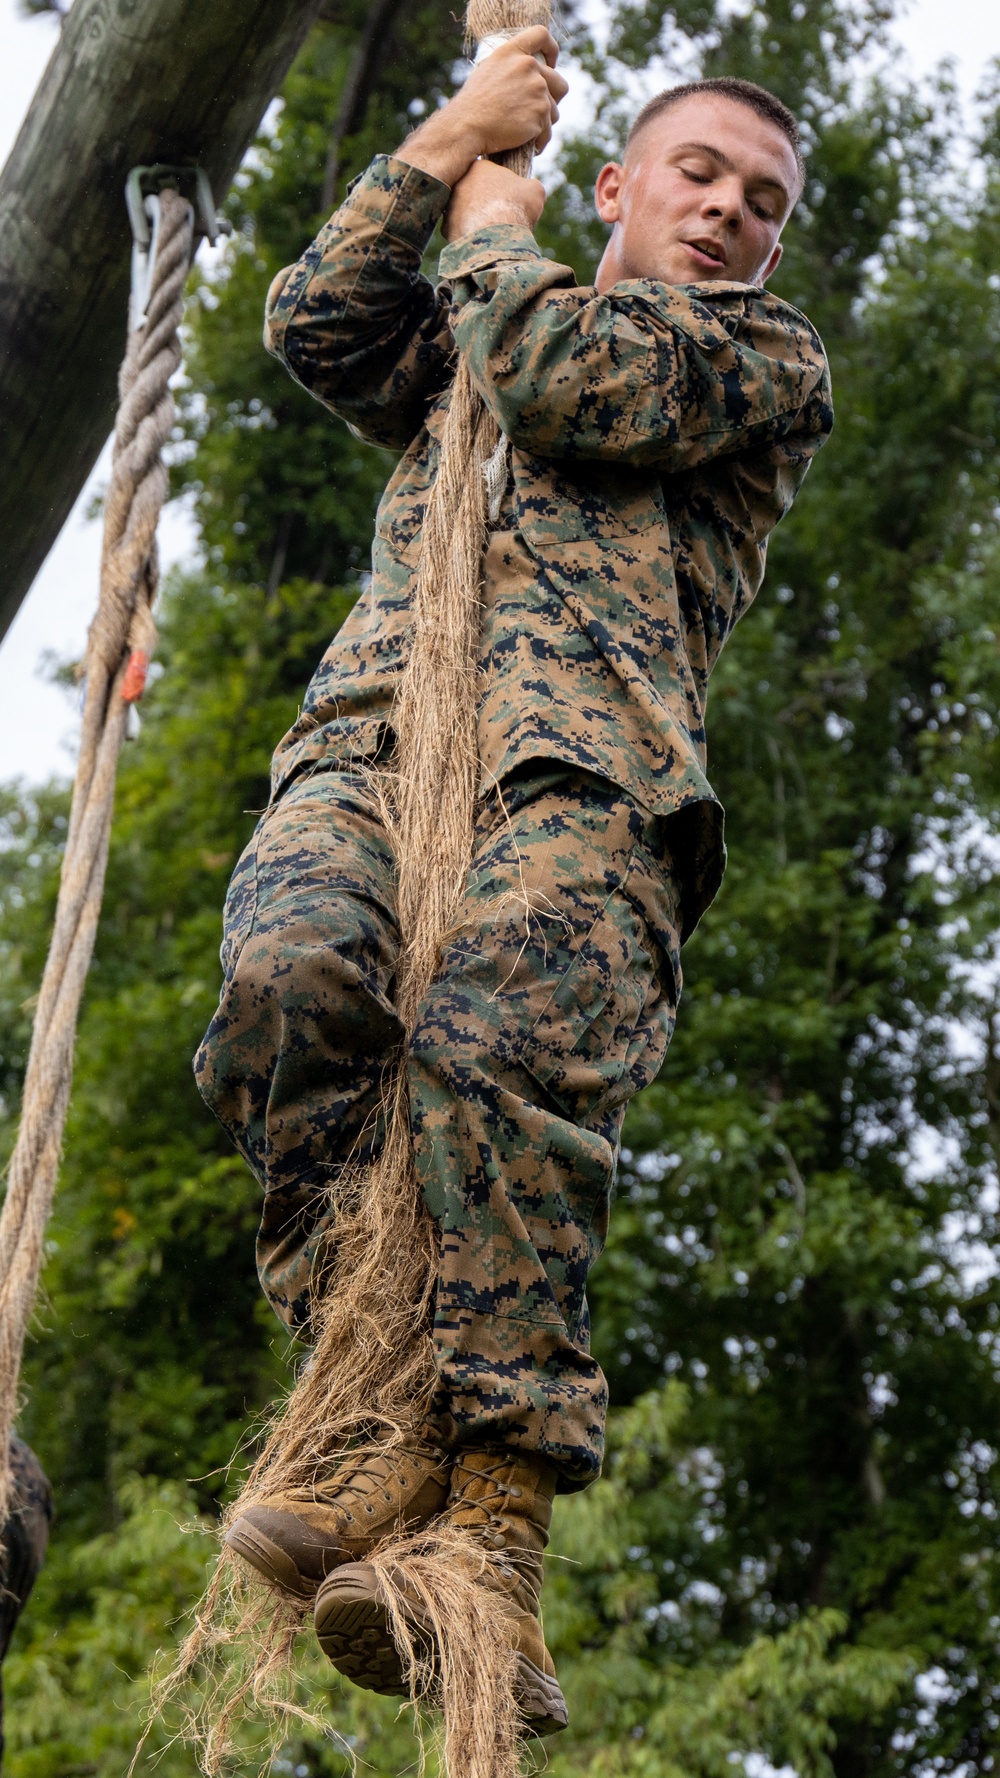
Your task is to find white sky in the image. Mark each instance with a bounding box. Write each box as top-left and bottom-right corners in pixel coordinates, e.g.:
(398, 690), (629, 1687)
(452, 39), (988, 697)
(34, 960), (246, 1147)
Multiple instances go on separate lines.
(1, 0), (998, 788)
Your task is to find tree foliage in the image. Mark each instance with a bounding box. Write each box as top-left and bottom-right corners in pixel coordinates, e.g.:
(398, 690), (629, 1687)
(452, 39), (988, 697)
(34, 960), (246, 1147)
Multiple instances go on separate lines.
(2, 3), (1000, 1773)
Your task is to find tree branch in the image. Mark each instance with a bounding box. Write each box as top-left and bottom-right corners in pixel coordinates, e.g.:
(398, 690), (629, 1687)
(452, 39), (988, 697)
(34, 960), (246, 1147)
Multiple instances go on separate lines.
(321, 0), (414, 214)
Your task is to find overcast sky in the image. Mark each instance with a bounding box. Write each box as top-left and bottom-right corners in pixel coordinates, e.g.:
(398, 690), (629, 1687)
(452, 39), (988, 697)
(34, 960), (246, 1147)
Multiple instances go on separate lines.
(1, 0), (999, 788)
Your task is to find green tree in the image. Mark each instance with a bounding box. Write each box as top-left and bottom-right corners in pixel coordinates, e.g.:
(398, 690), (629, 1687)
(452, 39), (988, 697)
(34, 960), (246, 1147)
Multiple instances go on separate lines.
(544, 8), (1000, 1774)
(2, 4), (999, 1774)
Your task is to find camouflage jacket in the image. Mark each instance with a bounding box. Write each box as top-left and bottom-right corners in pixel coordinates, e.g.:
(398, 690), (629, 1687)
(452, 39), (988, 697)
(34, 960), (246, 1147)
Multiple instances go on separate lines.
(264, 155), (833, 930)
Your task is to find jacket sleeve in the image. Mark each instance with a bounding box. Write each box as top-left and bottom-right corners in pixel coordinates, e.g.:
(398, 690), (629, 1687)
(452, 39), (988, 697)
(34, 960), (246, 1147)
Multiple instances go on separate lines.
(438, 227), (833, 475)
(264, 155), (455, 450)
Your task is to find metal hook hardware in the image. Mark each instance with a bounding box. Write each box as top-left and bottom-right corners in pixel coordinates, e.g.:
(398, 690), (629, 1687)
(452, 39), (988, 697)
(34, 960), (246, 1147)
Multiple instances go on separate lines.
(125, 163), (226, 247)
(125, 163), (231, 332)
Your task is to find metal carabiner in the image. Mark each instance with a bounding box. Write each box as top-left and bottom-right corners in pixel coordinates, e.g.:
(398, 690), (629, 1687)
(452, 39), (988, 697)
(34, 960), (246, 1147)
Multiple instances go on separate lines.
(128, 191), (168, 331)
(125, 163), (229, 329)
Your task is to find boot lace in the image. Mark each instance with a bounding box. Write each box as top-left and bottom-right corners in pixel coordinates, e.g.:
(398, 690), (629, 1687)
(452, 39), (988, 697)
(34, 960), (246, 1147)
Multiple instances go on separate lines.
(315, 1440), (446, 1526)
(441, 1455), (531, 1579)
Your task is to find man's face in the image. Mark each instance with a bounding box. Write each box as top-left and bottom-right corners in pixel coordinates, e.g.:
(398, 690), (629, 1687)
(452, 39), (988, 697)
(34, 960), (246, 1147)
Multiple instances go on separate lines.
(593, 92), (800, 292)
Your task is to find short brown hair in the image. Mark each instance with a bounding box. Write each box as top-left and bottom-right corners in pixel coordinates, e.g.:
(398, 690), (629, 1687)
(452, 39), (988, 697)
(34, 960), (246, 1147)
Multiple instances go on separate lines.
(626, 77), (805, 190)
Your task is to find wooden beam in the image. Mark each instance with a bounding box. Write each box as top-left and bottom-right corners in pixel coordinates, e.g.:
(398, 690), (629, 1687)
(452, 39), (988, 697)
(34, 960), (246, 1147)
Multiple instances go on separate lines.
(0, 0), (331, 642)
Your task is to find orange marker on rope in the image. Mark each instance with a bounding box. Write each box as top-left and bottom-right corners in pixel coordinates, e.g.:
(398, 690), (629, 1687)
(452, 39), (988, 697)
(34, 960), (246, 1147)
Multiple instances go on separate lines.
(120, 649), (150, 702)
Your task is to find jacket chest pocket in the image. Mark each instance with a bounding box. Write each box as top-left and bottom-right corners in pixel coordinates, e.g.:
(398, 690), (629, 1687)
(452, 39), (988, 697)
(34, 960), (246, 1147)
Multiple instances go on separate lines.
(513, 454), (668, 546)
(528, 534), (682, 678)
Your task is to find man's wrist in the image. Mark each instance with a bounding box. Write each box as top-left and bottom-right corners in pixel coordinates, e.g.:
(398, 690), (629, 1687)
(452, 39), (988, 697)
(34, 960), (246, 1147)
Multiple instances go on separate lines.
(396, 111), (482, 189)
(445, 200), (532, 240)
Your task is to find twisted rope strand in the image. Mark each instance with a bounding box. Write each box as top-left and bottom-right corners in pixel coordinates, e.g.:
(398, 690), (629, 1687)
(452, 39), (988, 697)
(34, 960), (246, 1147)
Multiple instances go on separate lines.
(0, 188), (194, 1521)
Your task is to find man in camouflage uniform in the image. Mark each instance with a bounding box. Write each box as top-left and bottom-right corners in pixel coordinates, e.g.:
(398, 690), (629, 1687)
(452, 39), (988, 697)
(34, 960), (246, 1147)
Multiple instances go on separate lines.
(196, 35), (832, 1733)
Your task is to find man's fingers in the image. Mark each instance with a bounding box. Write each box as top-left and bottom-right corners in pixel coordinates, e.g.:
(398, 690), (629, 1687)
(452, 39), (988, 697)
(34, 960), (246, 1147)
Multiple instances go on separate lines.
(458, 24), (567, 160)
(542, 63), (569, 103)
(503, 25), (560, 67)
(493, 27), (567, 95)
(535, 123), (552, 152)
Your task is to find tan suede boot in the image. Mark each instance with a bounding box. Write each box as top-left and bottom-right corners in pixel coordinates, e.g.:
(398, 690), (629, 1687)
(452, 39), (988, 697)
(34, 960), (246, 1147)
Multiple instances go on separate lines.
(224, 1437), (451, 1602)
(313, 1448), (569, 1736)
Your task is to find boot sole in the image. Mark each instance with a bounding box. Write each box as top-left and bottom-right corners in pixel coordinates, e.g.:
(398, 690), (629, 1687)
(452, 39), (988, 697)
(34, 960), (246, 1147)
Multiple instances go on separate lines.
(314, 1582), (410, 1697)
(314, 1575), (569, 1734)
(514, 1652), (569, 1735)
(224, 1517), (316, 1603)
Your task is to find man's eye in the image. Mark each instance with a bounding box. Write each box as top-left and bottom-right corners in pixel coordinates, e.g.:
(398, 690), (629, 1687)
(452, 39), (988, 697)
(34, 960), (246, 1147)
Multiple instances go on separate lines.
(682, 168), (711, 184)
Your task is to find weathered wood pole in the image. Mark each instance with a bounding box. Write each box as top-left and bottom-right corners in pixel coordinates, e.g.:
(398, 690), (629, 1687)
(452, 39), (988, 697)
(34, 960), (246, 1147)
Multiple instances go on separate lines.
(0, 0), (331, 642)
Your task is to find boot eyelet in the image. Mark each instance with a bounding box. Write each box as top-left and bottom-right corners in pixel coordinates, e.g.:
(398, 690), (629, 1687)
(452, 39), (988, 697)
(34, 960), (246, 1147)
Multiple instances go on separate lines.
(509, 1486), (522, 1498)
(365, 1504), (374, 1514)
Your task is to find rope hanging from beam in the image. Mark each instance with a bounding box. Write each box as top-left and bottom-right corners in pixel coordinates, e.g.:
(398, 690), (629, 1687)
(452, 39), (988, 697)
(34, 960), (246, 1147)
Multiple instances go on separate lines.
(0, 187), (194, 1522)
(221, 0), (553, 1528)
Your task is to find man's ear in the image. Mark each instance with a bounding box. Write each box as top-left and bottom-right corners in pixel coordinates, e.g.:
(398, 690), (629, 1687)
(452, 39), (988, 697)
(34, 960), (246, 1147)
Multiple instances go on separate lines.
(594, 162), (624, 224)
(760, 239), (783, 283)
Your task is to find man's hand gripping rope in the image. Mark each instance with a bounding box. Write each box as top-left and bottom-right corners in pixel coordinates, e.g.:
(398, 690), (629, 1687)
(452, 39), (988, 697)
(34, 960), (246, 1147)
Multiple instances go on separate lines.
(399, 25), (565, 236)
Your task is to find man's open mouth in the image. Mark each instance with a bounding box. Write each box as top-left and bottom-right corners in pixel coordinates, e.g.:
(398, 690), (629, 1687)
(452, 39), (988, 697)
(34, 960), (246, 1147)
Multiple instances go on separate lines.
(684, 238), (727, 265)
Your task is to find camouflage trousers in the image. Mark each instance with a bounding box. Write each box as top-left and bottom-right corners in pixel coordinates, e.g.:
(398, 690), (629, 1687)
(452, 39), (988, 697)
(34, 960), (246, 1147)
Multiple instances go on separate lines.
(195, 764), (682, 1488)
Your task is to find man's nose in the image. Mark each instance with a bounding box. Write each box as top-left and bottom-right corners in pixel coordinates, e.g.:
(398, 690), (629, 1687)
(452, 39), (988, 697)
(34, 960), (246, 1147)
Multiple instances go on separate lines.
(703, 180), (744, 229)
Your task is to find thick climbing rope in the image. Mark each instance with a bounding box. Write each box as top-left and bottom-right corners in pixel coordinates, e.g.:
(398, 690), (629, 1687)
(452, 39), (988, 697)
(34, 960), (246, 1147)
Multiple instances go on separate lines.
(0, 187), (194, 1521)
(228, 0), (555, 1511)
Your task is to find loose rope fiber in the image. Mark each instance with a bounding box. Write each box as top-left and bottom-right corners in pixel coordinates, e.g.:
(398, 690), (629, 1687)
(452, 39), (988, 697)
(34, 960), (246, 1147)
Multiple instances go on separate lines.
(158, 8), (556, 1776)
(0, 188), (194, 1524)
